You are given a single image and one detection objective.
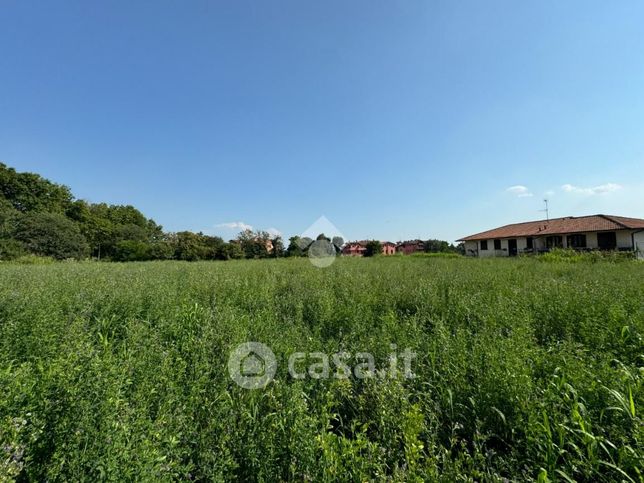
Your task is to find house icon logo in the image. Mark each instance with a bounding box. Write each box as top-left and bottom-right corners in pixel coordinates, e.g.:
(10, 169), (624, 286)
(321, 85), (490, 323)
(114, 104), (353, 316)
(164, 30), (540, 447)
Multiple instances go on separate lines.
(228, 342), (277, 389)
(297, 215), (346, 268)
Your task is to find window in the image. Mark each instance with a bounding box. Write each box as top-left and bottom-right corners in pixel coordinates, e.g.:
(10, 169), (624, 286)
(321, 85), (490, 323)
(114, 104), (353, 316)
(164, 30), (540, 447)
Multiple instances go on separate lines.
(480, 240), (488, 250)
(567, 234), (587, 249)
(546, 236), (563, 248)
(526, 237), (534, 250)
(494, 239), (502, 250)
(597, 232), (617, 250)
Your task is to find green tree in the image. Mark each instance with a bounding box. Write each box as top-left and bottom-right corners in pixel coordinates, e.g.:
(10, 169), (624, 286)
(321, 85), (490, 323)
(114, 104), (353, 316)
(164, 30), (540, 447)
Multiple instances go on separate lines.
(116, 223), (149, 242)
(113, 240), (151, 261)
(237, 229), (271, 259)
(173, 231), (211, 261)
(0, 163), (73, 213)
(14, 212), (89, 259)
(0, 197), (21, 238)
(0, 238), (26, 260)
(147, 240), (175, 260)
(202, 235), (226, 260)
(271, 236), (285, 258)
(424, 239), (450, 253)
(363, 240), (382, 257)
(218, 242), (244, 260)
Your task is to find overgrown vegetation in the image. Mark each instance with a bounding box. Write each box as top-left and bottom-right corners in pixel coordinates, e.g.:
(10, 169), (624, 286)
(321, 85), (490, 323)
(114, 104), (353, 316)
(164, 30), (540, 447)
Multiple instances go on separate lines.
(0, 257), (641, 481)
(533, 248), (636, 263)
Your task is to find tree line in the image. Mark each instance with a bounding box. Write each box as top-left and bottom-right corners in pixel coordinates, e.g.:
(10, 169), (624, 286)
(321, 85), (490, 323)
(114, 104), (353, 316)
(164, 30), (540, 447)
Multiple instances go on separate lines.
(0, 163), (459, 261)
(0, 163), (255, 261)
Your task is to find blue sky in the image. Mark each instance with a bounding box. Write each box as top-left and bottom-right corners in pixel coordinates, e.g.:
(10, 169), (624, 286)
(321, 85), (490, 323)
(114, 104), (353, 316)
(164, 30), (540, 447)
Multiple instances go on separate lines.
(1, 1), (643, 243)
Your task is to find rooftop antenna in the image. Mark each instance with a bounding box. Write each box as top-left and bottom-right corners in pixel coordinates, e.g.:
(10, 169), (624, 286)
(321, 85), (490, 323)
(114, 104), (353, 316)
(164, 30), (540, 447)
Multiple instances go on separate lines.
(539, 199), (550, 221)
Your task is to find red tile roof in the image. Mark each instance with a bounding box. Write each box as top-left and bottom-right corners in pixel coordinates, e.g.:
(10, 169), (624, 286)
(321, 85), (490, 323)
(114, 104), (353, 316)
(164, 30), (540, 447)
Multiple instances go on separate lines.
(458, 214), (644, 241)
(345, 240), (396, 247)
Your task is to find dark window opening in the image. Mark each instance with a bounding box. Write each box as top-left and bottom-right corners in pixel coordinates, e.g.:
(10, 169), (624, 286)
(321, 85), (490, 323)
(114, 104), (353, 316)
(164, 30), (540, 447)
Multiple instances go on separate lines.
(597, 232), (617, 250)
(508, 239), (518, 256)
(567, 234), (587, 249)
(526, 237), (534, 250)
(546, 236), (563, 249)
(494, 239), (502, 250)
(480, 240), (488, 251)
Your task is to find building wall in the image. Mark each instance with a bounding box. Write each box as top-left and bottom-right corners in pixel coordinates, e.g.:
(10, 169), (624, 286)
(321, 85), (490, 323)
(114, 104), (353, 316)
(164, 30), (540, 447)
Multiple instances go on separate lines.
(561, 230), (635, 249)
(464, 241), (478, 256)
(343, 242), (397, 256)
(616, 230), (635, 249)
(398, 243), (424, 255)
(584, 233), (598, 248)
(534, 233), (597, 249)
(342, 245), (364, 256)
(466, 229), (639, 257)
(633, 231), (644, 260)
(476, 238), (510, 257)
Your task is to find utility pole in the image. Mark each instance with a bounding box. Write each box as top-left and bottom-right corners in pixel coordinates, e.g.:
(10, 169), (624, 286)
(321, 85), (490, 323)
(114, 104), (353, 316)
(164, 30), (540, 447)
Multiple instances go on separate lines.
(539, 199), (550, 221)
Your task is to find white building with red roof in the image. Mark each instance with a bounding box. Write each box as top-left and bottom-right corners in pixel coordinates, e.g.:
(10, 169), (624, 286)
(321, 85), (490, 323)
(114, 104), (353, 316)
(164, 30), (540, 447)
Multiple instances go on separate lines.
(458, 214), (644, 258)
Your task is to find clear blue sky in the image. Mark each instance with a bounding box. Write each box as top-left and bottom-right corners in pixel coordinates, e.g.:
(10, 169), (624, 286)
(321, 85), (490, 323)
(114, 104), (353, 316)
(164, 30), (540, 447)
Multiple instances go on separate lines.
(2, 1), (643, 243)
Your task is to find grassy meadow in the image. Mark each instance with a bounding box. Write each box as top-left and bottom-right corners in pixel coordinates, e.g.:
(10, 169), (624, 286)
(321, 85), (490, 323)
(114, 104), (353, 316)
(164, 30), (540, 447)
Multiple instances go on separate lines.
(0, 256), (642, 481)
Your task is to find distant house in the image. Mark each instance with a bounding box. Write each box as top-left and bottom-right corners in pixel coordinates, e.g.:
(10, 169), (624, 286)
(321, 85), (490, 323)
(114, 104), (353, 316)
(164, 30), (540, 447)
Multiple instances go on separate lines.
(341, 241), (397, 256)
(458, 214), (644, 258)
(342, 241), (366, 256)
(382, 241), (397, 255)
(396, 240), (425, 255)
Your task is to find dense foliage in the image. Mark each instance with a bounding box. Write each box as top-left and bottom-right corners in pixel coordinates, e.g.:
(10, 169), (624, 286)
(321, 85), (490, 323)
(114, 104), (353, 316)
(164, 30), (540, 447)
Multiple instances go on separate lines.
(363, 240), (382, 257)
(0, 163), (280, 261)
(0, 257), (641, 481)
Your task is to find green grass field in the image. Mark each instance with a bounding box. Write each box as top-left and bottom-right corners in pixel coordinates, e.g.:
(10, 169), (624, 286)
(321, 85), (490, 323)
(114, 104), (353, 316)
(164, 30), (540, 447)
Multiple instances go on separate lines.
(1, 257), (642, 481)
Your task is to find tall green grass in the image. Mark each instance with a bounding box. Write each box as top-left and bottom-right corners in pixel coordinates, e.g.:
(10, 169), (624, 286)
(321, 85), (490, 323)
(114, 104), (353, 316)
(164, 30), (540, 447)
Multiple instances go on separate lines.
(0, 257), (642, 481)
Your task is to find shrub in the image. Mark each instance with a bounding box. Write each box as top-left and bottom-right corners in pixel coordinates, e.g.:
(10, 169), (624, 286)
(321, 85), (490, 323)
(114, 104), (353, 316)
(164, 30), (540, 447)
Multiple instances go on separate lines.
(0, 238), (26, 260)
(12, 254), (55, 264)
(363, 240), (382, 257)
(13, 212), (89, 260)
(539, 248), (635, 263)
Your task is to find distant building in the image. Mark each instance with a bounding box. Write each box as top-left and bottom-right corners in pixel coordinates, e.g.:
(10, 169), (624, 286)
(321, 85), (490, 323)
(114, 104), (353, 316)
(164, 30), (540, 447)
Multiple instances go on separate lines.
(381, 241), (397, 255)
(396, 240), (425, 255)
(342, 241), (366, 256)
(341, 241), (398, 257)
(458, 214), (644, 258)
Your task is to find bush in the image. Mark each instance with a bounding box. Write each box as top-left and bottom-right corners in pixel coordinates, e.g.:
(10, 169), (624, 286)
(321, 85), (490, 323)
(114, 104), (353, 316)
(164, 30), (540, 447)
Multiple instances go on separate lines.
(0, 238), (26, 260)
(538, 248), (635, 263)
(112, 240), (152, 262)
(13, 212), (89, 260)
(363, 240), (382, 257)
(410, 252), (462, 259)
(12, 254), (55, 264)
